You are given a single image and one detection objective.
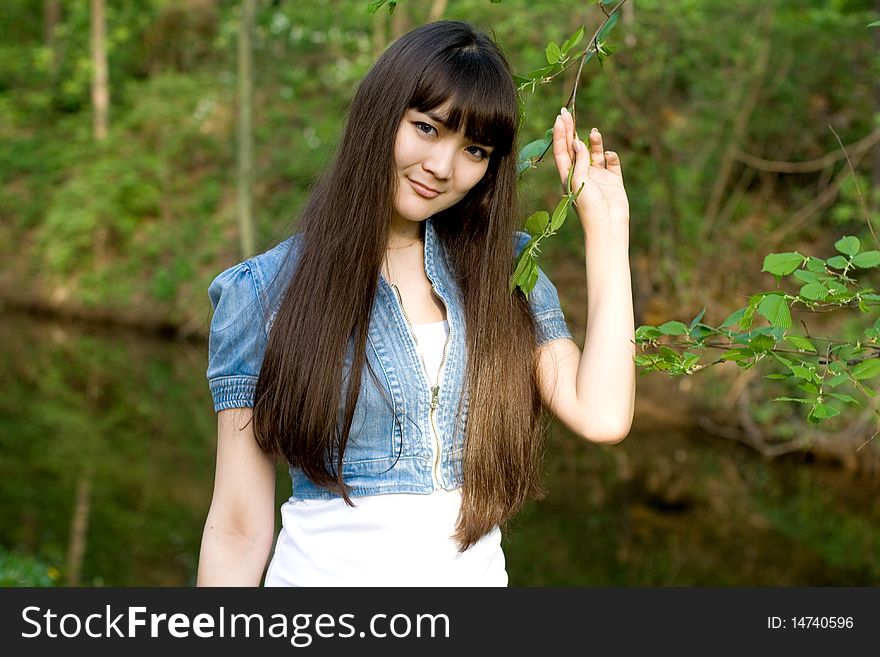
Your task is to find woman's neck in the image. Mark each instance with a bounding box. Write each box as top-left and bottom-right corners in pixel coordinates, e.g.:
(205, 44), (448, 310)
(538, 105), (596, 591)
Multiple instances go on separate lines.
(387, 214), (425, 250)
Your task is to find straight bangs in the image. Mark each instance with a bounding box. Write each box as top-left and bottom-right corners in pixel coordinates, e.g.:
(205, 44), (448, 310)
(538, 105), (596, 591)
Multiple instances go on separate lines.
(409, 47), (517, 157)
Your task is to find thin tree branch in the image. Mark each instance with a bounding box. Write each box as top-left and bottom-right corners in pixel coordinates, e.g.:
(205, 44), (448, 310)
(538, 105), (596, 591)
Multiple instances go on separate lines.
(731, 127), (880, 173)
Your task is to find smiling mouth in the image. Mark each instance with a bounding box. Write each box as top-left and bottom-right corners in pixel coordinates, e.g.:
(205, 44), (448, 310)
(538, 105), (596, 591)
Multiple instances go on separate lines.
(408, 178), (440, 198)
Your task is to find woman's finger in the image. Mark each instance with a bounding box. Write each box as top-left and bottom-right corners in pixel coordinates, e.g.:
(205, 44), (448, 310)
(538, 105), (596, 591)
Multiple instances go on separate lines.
(552, 114), (572, 186)
(572, 137), (590, 191)
(589, 128), (606, 168)
(605, 150), (623, 180)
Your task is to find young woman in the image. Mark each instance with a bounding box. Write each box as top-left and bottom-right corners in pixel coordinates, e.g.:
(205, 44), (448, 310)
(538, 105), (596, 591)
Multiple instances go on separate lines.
(197, 19), (634, 587)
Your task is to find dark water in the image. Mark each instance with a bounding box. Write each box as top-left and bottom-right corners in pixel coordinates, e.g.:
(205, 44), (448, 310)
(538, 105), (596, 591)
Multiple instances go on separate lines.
(1, 311), (878, 586)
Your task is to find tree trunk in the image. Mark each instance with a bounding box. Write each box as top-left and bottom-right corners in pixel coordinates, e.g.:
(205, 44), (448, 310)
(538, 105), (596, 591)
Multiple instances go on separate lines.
(372, 4), (388, 58)
(65, 463), (94, 586)
(428, 0), (448, 22)
(237, 0), (256, 259)
(43, 0), (61, 73)
(873, 1), (880, 215)
(90, 0), (108, 141)
(391, 2), (410, 39)
(622, 0), (636, 48)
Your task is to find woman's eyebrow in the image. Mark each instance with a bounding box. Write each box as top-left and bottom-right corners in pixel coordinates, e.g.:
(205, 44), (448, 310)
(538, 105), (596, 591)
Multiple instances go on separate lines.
(423, 110), (452, 128)
(418, 109), (492, 148)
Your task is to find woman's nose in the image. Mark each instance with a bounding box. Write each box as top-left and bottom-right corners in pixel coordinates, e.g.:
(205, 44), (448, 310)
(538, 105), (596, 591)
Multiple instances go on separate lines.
(422, 142), (455, 180)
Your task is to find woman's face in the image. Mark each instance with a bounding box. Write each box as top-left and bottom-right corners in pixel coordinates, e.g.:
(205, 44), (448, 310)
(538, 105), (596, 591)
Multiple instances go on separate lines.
(391, 102), (494, 227)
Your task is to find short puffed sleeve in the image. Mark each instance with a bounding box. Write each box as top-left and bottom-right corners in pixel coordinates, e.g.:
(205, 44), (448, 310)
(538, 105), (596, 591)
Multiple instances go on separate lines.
(205, 261), (269, 412)
(514, 231), (574, 345)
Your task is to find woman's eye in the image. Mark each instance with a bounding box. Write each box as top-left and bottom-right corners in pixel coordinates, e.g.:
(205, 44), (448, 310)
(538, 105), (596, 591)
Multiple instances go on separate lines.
(466, 146), (489, 160)
(414, 121), (436, 136)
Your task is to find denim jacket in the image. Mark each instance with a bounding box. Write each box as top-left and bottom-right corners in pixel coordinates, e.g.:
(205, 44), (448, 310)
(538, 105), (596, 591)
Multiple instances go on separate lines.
(206, 216), (573, 499)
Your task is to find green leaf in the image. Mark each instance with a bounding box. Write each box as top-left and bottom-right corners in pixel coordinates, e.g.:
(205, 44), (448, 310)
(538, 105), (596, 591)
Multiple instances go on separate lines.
(852, 251), (880, 268)
(835, 235), (861, 256)
(829, 360), (846, 374)
(797, 382), (819, 395)
(826, 255), (849, 269)
(518, 129), (553, 160)
(827, 393), (860, 405)
(657, 321), (689, 336)
(510, 249), (533, 293)
(526, 64), (556, 80)
(785, 335), (816, 352)
(851, 358), (880, 380)
(524, 211), (550, 236)
(757, 294), (792, 329)
(682, 352), (701, 370)
(799, 282), (828, 301)
(741, 304), (756, 330)
(595, 11), (620, 42)
(634, 325), (662, 341)
(545, 41), (562, 64)
(526, 258), (539, 291)
(762, 252), (804, 277)
(720, 307), (746, 329)
(868, 19), (880, 27)
(689, 324), (718, 341)
(789, 365), (816, 381)
(517, 129), (553, 174)
(750, 334), (776, 351)
(731, 331), (753, 345)
(793, 270), (819, 283)
(810, 403), (840, 420)
(773, 396), (811, 404)
(688, 308), (706, 331)
(765, 373), (791, 380)
(826, 373), (849, 388)
(805, 257), (827, 273)
(561, 26), (585, 54)
(771, 352), (793, 367)
(721, 349), (752, 362)
(550, 195), (573, 231)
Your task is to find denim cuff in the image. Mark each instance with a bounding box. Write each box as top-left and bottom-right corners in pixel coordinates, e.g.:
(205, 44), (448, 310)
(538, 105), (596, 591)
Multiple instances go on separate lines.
(535, 309), (573, 345)
(209, 375), (258, 412)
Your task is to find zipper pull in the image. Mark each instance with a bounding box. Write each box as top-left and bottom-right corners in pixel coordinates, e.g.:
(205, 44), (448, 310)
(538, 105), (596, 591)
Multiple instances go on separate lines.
(431, 385), (439, 410)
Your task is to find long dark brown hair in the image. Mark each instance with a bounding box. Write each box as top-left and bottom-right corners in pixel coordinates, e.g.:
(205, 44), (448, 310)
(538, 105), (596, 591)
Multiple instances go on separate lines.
(252, 20), (548, 551)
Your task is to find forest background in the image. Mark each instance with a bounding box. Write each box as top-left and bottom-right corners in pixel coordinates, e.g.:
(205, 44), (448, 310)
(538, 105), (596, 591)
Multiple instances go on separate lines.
(1, 0), (879, 586)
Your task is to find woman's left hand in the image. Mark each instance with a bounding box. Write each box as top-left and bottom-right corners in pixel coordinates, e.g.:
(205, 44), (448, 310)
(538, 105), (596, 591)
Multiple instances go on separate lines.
(552, 107), (629, 226)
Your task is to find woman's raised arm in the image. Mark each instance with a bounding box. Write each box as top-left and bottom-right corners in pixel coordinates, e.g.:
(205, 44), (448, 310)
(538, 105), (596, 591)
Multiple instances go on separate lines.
(197, 407), (277, 586)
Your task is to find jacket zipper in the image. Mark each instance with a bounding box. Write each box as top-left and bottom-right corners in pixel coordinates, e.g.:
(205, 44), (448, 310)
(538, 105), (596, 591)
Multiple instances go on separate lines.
(390, 283), (451, 489)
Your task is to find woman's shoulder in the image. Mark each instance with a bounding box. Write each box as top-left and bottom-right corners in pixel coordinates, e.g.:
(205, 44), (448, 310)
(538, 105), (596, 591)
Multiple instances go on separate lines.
(513, 230), (531, 255)
(210, 233), (303, 297)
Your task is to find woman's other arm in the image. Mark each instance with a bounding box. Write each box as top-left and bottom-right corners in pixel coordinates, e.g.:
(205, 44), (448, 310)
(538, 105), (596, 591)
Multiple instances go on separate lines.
(197, 407), (277, 586)
(537, 107), (635, 444)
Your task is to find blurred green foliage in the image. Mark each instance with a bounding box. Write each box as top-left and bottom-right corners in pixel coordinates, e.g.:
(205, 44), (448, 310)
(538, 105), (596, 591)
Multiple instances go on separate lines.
(0, 547), (59, 586)
(1, 0), (876, 329)
(3, 312), (880, 586)
(1, 0), (878, 453)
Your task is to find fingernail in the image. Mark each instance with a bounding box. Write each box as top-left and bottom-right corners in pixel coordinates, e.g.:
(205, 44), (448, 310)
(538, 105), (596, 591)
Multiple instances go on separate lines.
(561, 107), (569, 115)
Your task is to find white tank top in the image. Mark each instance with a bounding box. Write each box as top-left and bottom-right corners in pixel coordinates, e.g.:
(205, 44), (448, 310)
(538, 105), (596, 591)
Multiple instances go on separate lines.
(263, 319), (508, 587)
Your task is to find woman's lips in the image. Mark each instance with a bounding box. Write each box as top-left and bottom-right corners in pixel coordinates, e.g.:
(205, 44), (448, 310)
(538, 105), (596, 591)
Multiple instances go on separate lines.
(408, 178), (440, 198)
